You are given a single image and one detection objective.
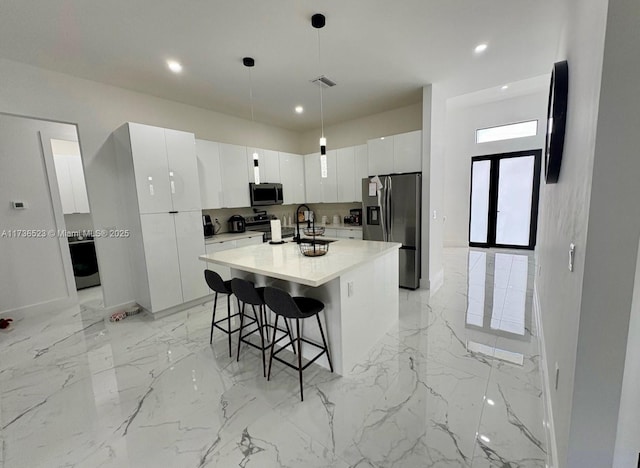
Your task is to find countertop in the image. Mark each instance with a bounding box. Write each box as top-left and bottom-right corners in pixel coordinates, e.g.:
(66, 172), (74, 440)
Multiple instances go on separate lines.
(204, 231), (264, 244)
(199, 239), (400, 287)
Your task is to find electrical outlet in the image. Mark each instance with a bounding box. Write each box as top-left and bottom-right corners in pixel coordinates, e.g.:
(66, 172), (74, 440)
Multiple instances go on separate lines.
(347, 281), (354, 297)
(555, 362), (560, 390)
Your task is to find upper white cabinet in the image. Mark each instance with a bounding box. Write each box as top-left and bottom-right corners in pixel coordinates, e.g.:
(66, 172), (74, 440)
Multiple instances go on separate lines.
(165, 128), (201, 212)
(305, 151), (337, 203)
(127, 123), (201, 214)
(279, 152), (306, 204)
(53, 153), (90, 214)
(354, 144), (368, 202)
(129, 123), (173, 213)
(337, 147), (356, 202)
(219, 143), (250, 208)
(393, 130), (422, 174)
(367, 130), (422, 176)
(322, 150), (338, 203)
(248, 148), (280, 184)
(304, 153), (322, 203)
(367, 136), (394, 176)
(196, 139), (223, 209)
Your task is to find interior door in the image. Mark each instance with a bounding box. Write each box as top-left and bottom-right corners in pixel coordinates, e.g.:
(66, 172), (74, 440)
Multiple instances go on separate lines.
(469, 150), (541, 249)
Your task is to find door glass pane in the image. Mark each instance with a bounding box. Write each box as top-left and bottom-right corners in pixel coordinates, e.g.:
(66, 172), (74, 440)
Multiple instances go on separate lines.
(495, 156), (535, 246)
(470, 160), (491, 243)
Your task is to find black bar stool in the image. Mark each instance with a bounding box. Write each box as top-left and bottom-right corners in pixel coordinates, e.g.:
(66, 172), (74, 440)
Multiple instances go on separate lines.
(263, 287), (333, 401)
(231, 278), (296, 377)
(204, 270), (252, 357)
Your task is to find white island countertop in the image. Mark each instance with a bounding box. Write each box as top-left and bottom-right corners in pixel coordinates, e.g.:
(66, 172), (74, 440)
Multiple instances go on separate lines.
(199, 239), (401, 287)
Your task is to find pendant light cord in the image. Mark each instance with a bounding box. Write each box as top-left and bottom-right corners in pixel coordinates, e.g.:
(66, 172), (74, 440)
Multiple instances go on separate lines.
(317, 29), (324, 138)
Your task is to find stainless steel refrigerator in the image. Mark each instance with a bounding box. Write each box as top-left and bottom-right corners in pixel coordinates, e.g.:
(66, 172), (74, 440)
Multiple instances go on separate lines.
(362, 173), (421, 289)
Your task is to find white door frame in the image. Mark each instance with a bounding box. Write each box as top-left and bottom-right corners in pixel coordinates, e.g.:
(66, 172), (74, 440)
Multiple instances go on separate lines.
(39, 129), (80, 301)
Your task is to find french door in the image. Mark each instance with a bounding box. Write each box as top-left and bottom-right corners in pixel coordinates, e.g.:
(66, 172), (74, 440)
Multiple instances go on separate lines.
(469, 149), (541, 250)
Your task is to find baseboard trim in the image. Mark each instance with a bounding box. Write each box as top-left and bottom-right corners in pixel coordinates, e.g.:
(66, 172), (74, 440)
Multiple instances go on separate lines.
(146, 294), (216, 320)
(1, 296), (76, 320)
(429, 268), (444, 296)
(534, 284), (560, 468)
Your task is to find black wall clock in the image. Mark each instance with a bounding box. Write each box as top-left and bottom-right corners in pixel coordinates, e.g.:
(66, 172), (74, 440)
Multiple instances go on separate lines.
(545, 60), (569, 184)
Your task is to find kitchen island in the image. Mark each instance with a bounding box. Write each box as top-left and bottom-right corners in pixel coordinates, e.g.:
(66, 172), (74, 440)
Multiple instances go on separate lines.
(199, 239), (400, 375)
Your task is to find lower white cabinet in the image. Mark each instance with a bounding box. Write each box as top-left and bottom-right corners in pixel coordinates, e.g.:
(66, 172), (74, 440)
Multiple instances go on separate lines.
(140, 213), (185, 312)
(140, 211), (207, 313)
(336, 229), (363, 240)
(175, 211), (208, 302)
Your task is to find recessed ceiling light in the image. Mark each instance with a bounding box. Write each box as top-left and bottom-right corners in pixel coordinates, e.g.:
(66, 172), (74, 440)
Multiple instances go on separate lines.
(474, 43), (488, 54)
(501, 85), (509, 90)
(479, 435), (491, 443)
(486, 398), (495, 406)
(167, 60), (183, 73)
(295, 106), (304, 114)
(381, 137), (385, 140)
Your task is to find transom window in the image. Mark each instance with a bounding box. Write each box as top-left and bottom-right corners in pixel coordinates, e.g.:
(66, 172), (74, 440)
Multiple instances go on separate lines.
(476, 120), (538, 143)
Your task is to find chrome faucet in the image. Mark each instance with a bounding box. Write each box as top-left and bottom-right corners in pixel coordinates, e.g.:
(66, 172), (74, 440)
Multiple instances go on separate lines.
(294, 204), (312, 244)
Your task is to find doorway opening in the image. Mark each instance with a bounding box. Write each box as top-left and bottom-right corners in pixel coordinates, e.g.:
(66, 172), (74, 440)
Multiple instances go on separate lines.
(49, 138), (101, 294)
(468, 149), (541, 250)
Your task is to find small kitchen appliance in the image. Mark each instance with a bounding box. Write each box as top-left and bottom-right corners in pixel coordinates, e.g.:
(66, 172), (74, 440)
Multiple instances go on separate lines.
(228, 215), (246, 233)
(203, 214), (215, 237)
(350, 208), (362, 225)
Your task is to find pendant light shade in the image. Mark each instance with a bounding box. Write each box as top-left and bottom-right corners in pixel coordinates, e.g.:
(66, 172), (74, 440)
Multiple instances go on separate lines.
(244, 56), (260, 184)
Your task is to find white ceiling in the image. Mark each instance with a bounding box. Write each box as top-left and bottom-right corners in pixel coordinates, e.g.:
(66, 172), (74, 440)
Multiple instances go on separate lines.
(0, 1), (565, 131)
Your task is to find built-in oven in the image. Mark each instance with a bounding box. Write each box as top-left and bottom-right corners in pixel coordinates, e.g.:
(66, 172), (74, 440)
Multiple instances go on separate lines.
(249, 183), (284, 206)
(68, 237), (101, 290)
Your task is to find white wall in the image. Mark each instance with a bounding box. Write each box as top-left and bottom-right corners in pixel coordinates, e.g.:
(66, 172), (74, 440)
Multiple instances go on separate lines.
(0, 115), (77, 314)
(298, 103), (422, 154)
(567, 0), (640, 465)
(533, 0), (607, 466)
(443, 87), (547, 247)
(614, 236), (640, 467)
(0, 57), (300, 309)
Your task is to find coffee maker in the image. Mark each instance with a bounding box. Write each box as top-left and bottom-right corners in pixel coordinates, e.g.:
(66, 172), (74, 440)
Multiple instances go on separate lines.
(350, 208), (362, 226)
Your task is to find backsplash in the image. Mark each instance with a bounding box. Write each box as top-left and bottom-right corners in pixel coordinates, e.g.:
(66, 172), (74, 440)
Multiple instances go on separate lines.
(203, 202), (361, 233)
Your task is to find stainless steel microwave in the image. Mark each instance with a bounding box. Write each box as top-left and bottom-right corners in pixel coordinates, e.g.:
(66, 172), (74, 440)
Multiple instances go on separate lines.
(249, 183), (284, 206)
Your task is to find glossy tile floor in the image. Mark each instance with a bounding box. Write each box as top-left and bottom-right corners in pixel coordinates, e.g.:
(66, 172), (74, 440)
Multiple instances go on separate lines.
(0, 248), (545, 467)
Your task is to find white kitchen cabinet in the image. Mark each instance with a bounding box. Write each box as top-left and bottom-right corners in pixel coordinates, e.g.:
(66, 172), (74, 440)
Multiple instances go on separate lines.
(279, 152), (305, 204)
(53, 153), (91, 214)
(322, 150), (338, 203)
(337, 147), (356, 202)
(196, 139), (223, 209)
(393, 130), (422, 174)
(304, 153), (322, 203)
(367, 131), (422, 176)
(219, 143), (250, 208)
(367, 136), (394, 176)
(140, 213), (184, 312)
(175, 211), (208, 302)
(248, 148), (280, 184)
(165, 128), (201, 212)
(128, 123), (173, 214)
(336, 228), (363, 240)
(114, 123), (208, 314)
(305, 151), (337, 203)
(354, 144), (368, 202)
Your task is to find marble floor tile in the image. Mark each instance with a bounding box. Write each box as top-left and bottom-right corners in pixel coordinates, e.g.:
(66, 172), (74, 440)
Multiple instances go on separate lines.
(1, 250), (547, 468)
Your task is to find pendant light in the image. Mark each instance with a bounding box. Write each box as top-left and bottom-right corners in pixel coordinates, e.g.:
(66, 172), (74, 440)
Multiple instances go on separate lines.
(312, 13), (328, 178)
(243, 56), (260, 184)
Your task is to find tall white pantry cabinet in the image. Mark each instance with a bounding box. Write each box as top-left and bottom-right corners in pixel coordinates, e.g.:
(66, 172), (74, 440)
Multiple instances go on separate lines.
(114, 122), (208, 314)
